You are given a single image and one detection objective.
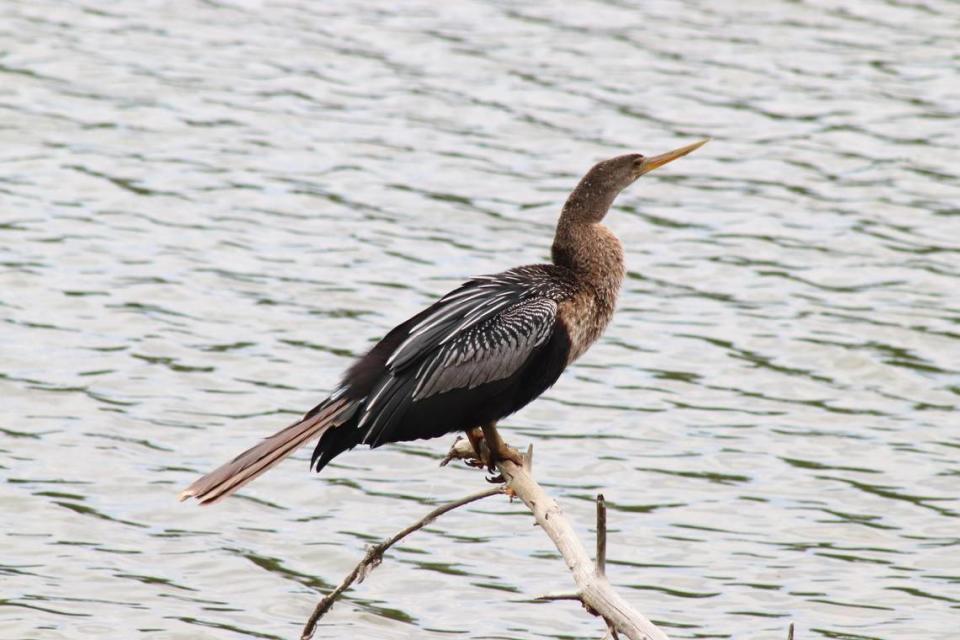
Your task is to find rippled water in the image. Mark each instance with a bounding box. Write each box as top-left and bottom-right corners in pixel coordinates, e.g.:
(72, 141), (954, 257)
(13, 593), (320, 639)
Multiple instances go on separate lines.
(2, 1), (959, 639)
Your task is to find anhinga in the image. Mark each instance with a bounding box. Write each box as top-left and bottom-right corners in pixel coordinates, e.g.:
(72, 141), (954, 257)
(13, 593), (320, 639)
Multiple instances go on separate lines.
(180, 139), (708, 505)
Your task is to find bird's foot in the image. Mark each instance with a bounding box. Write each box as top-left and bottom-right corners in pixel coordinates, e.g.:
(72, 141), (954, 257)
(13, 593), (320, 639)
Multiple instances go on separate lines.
(480, 423), (524, 472)
(454, 425), (524, 480)
(490, 443), (524, 468)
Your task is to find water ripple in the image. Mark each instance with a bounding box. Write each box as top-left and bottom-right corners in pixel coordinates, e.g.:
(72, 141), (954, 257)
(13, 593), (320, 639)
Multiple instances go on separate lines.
(2, 0), (959, 638)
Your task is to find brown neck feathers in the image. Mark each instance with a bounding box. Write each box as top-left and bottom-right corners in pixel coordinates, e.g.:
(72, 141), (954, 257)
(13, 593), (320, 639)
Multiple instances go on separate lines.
(551, 221), (624, 306)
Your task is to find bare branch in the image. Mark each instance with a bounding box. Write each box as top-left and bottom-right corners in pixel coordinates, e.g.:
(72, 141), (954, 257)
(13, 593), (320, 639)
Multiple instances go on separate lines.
(534, 590), (583, 602)
(499, 461), (668, 640)
(446, 435), (482, 463)
(307, 434), (670, 639)
(445, 433), (670, 640)
(300, 486), (502, 640)
(438, 435), (464, 467)
(596, 493), (607, 576)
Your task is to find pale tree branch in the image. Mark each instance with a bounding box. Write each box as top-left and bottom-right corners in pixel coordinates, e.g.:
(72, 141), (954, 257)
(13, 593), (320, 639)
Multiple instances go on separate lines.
(603, 623), (622, 640)
(443, 435), (670, 640)
(299, 485), (503, 640)
(302, 433), (670, 640)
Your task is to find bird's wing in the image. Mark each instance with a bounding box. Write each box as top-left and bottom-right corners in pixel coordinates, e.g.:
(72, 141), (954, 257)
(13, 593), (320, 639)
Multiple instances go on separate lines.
(385, 272), (535, 372)
(408, 296), (558, 401)
(356, 275), (562, 448)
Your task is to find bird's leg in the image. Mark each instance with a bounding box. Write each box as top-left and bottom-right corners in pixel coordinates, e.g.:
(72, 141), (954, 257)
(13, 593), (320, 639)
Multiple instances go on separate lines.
(481, 422), (524, 470)
(464, 427), (487, 468)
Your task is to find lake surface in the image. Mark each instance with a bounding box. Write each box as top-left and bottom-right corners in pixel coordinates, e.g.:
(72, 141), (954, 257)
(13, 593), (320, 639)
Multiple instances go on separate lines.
(2, 1), (958, 639)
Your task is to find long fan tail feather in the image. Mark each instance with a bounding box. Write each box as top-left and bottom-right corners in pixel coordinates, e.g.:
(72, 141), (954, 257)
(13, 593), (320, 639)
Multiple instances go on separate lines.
(178, 398), (350, 505)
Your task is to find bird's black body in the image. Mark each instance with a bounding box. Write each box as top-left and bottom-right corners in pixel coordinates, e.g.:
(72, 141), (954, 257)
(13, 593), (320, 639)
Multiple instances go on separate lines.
(308, 265), (578, 470)
(180, 139), (707, 505)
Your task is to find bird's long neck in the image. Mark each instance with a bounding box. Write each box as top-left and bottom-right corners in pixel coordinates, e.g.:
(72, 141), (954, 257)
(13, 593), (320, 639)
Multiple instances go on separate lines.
(551, 217), (625, 313)
(551, 171), (626, 297)
(549, 175), (627, 362)
(551, 218), (625, 363)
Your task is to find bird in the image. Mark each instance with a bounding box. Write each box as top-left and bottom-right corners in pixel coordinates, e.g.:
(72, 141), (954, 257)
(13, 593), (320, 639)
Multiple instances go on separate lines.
(179, 139), (708, 505)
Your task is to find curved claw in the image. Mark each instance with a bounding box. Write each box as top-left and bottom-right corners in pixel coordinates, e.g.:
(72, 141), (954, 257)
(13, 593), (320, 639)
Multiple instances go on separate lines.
(485, 472), (505, 484)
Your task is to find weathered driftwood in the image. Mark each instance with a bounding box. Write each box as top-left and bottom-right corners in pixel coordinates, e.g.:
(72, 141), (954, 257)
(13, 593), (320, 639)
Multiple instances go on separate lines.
(302, 434), (670, 640)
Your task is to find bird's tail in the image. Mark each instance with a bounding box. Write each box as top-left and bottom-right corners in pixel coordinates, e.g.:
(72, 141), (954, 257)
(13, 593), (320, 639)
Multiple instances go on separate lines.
(178, 397), (353, 506)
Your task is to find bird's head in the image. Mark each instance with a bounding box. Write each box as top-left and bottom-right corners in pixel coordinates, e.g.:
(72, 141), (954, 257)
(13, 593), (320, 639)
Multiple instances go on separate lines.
(562, 139), (709, 223)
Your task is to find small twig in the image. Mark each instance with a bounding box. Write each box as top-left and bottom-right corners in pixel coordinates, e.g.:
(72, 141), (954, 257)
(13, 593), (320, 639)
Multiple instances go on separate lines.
(445, 435), (482, 463)
(596, 494), (607, 576)
(787, 622), (795, 640)
(300, 486), (502, 640)
(534, 590), (583, 602)
(438, 435), (464, 467)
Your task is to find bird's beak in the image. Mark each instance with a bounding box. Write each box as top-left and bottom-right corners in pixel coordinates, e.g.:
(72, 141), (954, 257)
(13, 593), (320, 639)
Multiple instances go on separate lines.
(638, 138), (710, 176)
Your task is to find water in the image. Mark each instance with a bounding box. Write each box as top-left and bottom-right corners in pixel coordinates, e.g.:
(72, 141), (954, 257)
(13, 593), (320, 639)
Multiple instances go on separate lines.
(2, 1), (958, 638)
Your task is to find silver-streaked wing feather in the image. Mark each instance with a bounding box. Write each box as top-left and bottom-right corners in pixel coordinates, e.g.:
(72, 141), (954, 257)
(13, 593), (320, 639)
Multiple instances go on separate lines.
(386, 278), (524, 371)
(358, 270), (567, 447)
(386, 266), (572, 373)
(360, 298), (558, 447)
(411, 297), (558, 400)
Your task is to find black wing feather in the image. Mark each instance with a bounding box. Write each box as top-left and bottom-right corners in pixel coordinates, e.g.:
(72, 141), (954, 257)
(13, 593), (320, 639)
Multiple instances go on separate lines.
(386, 278), (529, 372)
(311, 265), (576, 468)
(412, 298), (557, 400)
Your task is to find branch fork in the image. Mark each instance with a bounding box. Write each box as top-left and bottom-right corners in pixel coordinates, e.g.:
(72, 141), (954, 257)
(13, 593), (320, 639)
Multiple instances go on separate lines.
(302, 432), (670, 640)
